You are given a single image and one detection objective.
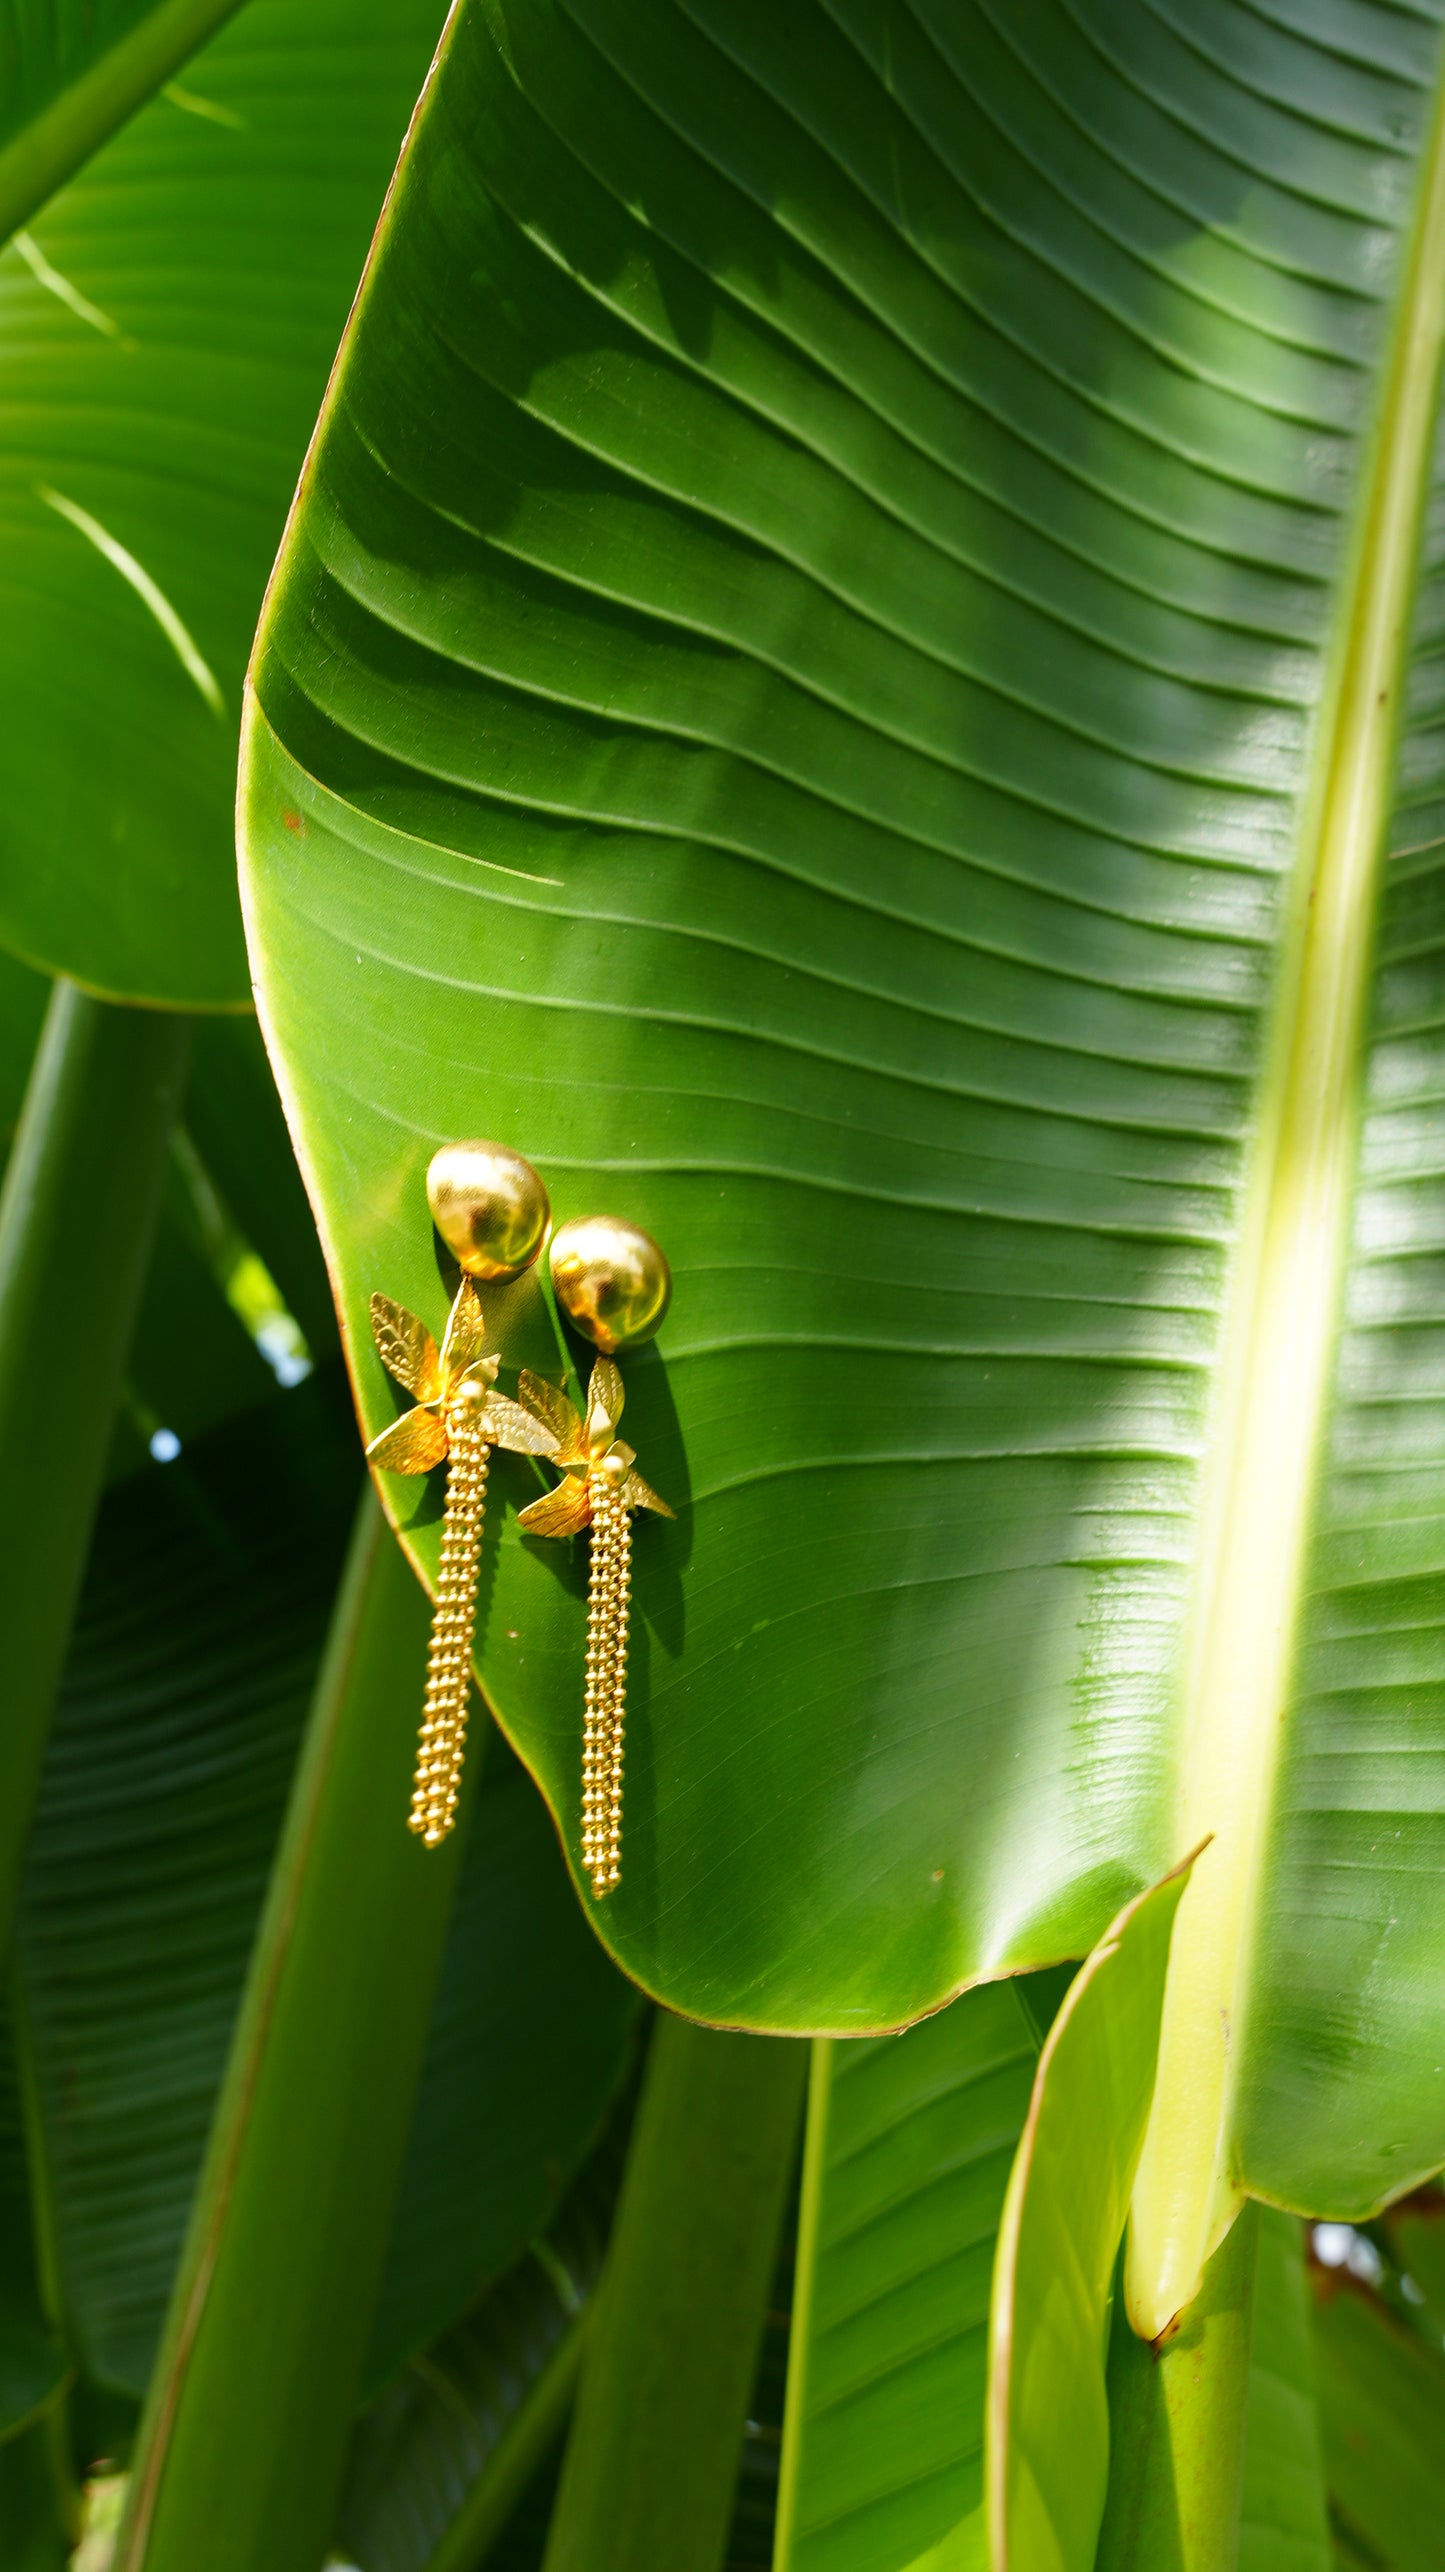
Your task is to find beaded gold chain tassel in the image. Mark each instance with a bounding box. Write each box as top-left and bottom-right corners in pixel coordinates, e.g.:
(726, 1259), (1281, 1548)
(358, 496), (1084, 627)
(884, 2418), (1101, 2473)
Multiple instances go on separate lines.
(365, 1142), (553, 1843)
(410, 1388), (488, 1843)
(584, 1473), (625, 1889)
(517, 1217), (672, 1898)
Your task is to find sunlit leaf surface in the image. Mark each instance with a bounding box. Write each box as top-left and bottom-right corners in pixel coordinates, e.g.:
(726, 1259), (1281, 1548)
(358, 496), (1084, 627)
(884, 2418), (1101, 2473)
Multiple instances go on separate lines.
(775, 1975), (1067, 2572)
(240, 0), (1445, 2239)
(988, 1871), (1185, 2572)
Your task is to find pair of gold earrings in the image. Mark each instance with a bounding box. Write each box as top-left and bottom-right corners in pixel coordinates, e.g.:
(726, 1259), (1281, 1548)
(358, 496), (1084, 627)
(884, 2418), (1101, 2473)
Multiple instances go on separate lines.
(365, 1140), (672, 1899)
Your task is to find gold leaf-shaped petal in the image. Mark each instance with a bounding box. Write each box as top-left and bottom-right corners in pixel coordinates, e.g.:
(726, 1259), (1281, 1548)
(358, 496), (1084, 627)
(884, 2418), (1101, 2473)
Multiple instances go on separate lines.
(517, 1475), (593, 1538)
(588, 1356), (625, 1431)
(622, 1469), (675, 1520)
(370, 1293), (442, 1401)
(441, 1276), (495, 1383)
(454, 1356), (500, 1392)
(366, 1405), (449, 1475)
(481, 1391), (561, 1455)
(518, 1369), (583, 1459)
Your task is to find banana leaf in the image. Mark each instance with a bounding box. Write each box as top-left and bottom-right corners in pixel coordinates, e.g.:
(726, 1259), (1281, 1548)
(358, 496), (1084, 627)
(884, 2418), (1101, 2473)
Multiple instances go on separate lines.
(777, 2006), (1321, 2572)
(0, 0), (446, 1006)
(990, 1869), (1188, 2572)
(1312, 2268), (1445, 2572)
(334, 2105), (629, 2572)
(775, 1985), (1044, 2572)
(15, 1370), (637, 2405)
(0, 0), (246, 244)
(238, 0), (1445, 2338)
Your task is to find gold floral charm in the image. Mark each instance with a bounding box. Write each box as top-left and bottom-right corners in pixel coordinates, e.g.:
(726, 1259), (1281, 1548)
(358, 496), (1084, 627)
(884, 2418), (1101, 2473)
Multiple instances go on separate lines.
(367, 1279), (554, 1845)
(516, 1357), (673, 1897)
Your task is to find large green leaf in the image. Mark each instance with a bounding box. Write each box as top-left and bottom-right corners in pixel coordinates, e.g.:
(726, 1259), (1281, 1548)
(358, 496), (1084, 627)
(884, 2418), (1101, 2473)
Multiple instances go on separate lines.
(335, 2109), (628, 2572)
(16, 1373), (636, 2406)
(364, 1726), (640, 2389)
(0, 0), (445, 1006)
(988, 1869), (1186, 2572)
(777, 1999), (1320, 2572)
(0, 0), (247, 245)
(239, 0), (1445, 2310)
(1312, 2273), (1445, 2572)
(774, 1984), (1049, 2572)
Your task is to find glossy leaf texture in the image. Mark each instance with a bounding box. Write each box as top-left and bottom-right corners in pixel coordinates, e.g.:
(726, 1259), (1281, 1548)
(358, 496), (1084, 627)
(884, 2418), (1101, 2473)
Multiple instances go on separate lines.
(13, 1373), (637, 2404)
(774, 1984), (1048, 2572)
(239, 0), (1445, 2211)
(988, 1869), (1186, 2572)
(775, 1981), (1322, 2572)
(0, 0), (446, 1006)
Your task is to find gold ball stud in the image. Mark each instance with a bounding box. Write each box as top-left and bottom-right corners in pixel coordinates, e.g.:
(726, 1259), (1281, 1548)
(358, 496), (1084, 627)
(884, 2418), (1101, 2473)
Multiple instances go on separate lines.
(426, 1140), (550, 1281)
(549, 1215), (671, 1354)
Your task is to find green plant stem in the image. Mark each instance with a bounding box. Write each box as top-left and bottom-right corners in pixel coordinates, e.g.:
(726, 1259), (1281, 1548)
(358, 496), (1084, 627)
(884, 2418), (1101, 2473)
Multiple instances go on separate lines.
(0, 0), (248, 244)
(115, 1492), (464, 2572)
(0, 980), (188, 1956)
(1099, 2203), (1262, 2572)
(540, 2015), (806, 2572)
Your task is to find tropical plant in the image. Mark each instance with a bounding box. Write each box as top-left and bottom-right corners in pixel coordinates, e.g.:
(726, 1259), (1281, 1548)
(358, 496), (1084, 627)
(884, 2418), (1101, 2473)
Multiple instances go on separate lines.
(4, 0), (1445, 2567)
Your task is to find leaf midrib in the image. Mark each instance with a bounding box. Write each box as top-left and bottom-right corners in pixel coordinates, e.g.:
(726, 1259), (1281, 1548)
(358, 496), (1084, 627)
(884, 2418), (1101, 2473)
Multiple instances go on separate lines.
(1125, 26), (1445, 2342)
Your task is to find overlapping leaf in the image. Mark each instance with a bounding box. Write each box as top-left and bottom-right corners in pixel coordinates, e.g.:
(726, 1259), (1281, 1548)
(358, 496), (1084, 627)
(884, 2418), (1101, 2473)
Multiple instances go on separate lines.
(239, 0), (1445, 2247)
(1312, 2272), (1445, 2572)
(775, 1986), (1045, 2572)
(15, 1374), (636, 2400)
(989, 1871), (1186, 2572)
(335, 2111), (628, 2572)
(0, 0), (446, 1004)
(0, 0), (246, 242)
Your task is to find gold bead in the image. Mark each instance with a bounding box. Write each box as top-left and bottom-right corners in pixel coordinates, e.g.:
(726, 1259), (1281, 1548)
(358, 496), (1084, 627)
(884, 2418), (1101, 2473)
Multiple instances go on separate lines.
(426, 1139), (550, 1281)
(549, 1215), (671, 1354)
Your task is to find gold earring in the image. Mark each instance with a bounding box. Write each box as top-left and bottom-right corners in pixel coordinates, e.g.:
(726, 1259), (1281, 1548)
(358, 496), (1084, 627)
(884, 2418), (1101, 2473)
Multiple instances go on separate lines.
(365, 1143), (555, 1845)
(515, 1218), (673, 1898)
